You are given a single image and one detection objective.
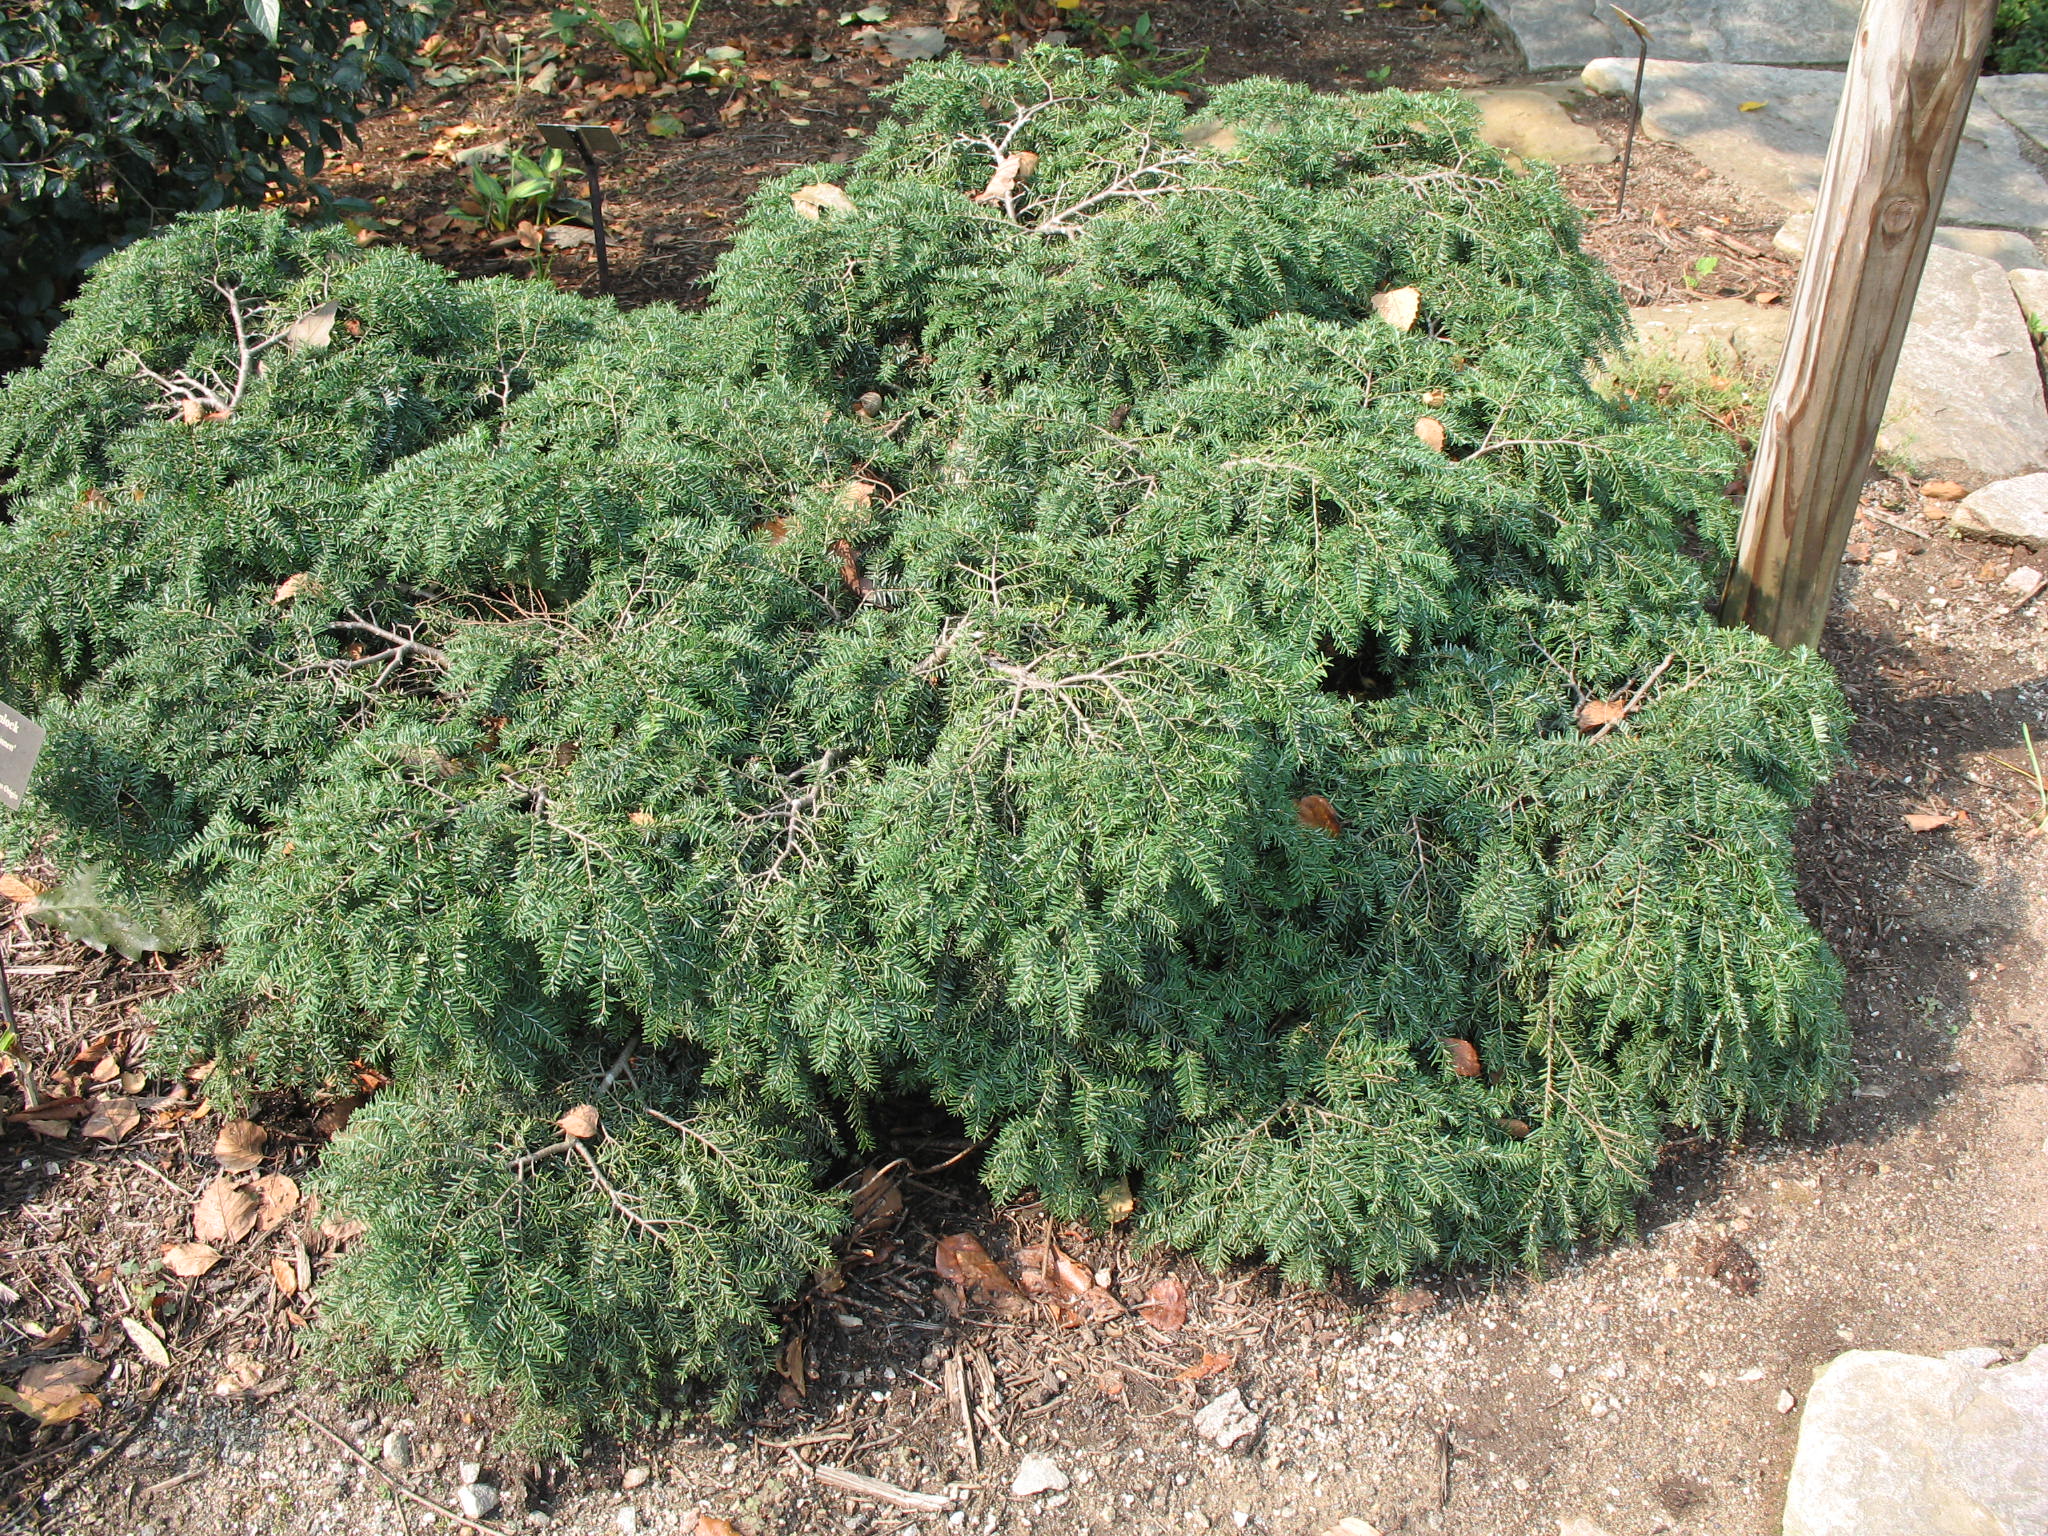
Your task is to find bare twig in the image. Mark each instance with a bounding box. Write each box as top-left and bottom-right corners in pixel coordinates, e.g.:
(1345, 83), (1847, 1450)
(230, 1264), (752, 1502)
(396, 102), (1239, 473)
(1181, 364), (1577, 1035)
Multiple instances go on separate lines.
(290, 1408), (512, 1536)
(811, 1464), (953, 1513)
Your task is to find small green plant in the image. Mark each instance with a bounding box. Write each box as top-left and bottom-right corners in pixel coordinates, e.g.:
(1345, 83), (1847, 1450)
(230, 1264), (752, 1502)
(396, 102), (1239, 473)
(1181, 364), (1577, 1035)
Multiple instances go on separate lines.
(1682, 253), (1721, 292)
(466, 147), (569, 233)
(551, 0), (704, 78)
(1078, 10), (1209, 91)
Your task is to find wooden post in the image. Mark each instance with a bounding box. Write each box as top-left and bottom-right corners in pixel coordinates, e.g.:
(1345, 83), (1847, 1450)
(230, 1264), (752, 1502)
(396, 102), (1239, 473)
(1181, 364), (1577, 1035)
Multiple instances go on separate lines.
(1718, 0), (1995, 650)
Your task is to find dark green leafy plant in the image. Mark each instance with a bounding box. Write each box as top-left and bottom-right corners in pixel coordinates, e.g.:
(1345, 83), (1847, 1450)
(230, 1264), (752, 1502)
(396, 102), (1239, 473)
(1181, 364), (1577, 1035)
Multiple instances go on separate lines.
(550, 0), (704, 79)
(467, 146), (571, 232)
(1993, 0), (2048, 73)
(0, 0), (431, 366)
(0, 53), (1849, 1447)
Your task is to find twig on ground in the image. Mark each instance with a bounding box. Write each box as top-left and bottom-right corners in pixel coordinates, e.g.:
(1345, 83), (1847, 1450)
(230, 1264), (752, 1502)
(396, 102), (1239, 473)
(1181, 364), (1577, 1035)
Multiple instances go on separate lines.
(811, 1463), (953, 1513)
(290, 1407), (512, 1536)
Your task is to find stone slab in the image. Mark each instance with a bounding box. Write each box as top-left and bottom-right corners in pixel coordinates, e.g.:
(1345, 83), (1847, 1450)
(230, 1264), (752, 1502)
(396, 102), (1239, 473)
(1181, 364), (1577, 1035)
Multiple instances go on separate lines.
(1954, 473), (2048, 546)
(1773, 212), (2043, 269)
(1974, 73), (2048, 154)
(1463, 89), (1616, 165)
(1580, 59), (2048, 230)
(1628, 298), (1790, 369)
(2010, 267), (2048, 333)
(1482, 0), (1858, 72)
(1782, 1346), (2048, 1536)
(1879, 245), (2048, 484)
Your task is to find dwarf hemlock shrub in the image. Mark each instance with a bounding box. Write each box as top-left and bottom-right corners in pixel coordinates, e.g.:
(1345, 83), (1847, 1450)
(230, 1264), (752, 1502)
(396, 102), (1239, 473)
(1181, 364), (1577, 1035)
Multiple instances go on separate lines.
(0, 0), (430, 363)
(0, 53), (1849, 1446)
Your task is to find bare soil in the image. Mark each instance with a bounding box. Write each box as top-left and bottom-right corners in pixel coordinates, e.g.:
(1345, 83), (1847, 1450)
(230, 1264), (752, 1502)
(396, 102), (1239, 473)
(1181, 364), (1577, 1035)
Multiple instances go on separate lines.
(4, 5), (2047, 1535)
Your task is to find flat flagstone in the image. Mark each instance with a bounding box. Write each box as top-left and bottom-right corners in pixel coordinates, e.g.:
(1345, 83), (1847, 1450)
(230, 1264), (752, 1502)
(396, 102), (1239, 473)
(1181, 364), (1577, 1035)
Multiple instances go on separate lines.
(1772, 212), (2043, 269)
(1482, 0), (1859, 72)
(1878, 245), (2048, 485)
(1463, 88), (1616, 165)
(1782, 1347), (2048, 1536)
(1580, 59), (2048, 231)
(1974, 73), (2048, 154)
(1627, 298), (1790, 369)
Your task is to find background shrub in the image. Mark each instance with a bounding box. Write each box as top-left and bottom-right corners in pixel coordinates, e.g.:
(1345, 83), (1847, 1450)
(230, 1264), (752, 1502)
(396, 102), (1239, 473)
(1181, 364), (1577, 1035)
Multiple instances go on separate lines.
(0, 55), (1850, 1444)
(0, 0), (430, 364)
(1993, 0), (2048, 73)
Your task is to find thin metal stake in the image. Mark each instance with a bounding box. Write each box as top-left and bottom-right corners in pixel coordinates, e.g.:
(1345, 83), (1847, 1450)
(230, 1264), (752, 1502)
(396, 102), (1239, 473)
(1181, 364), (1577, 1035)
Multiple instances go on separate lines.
(575, 138), (611, 296)
(1613, 6), (1652, 218)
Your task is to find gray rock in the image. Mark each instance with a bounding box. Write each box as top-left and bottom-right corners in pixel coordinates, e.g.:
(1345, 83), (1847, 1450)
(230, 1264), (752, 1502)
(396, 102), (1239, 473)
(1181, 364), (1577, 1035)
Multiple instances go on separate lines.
(1773, 212), (2041, 269)
(1463, 88), (1615, 165)
(1192, 1388), (1261, 1450)
(380, 1429), (413, 1470)
(2009, 268), (2048, 334)
(1782, 1346), (2048, 1536)
(1483, 0), (1859, 71)
(456, 1484), (500, 1521)
(878, 25), (947, 60)
(1880, 245), (2048, 483)
(459, 1460), (482, 1486)
(614, 1507), (638, 1536)
(1010, 1455), (1069, 1498)
(1943, 1346), (2007, 1368)
(1580, 59), (2048, 230)
(1627, 298), (1790, 369)
(1974, 73), (2048, 154)
(1953, 473), (2048, 546)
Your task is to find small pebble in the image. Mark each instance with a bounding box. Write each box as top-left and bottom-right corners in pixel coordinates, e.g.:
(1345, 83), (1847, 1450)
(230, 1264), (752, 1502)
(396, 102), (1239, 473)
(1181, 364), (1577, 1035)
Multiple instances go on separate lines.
(460, 1461), (483, 1485)
(1011, 1455), (1069, 1498)
(623, 1465), (650, 1491)
(616, 1507), (639, 1536)
(382, 1430), (414, 1471)
(456, 1484), (500, 1520)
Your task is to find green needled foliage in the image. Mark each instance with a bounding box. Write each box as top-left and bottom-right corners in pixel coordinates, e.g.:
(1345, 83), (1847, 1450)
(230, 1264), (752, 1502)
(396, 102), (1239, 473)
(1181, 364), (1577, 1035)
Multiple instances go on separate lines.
(0, 52), (1849, 1444)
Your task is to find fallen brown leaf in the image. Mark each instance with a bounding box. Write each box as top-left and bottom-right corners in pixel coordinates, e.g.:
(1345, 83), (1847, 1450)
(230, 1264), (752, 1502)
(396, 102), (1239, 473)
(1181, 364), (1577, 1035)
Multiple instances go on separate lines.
(969, 149), (1038, 204)
(558, 1104), (601, 1139)
(790, 182), (856, 219)
(694, 1520), (741, 1536)
(122, 1316), (172, 1370)
(849, 1166), (903, 1234)
(0, 873), (48, 904)
(1015, 1242), (1124, 1322)
(1138, 1274), (1189, 1333)
(193, 1177), (260, 1246)
(271, 572), (319, 604)
(1414, 416), (1446, 453)
(20, 1357), (105, 1400)
(1371, 286), (1420, 331)
(318, 1215), (367, 1250)
(1575, 697), (1628, 733)
(253, 1173), (300, 1231)
(933, 1233), (1023, 1300)
(163, 1241), (224, 1277)
(1174, 1350), (1235, 1382)
(1442, 1038), (1483, 1077)
(270, 1252), (299, 1297)
(1920, 479), (1967, 501)
(1295, 794), (1343, 838)
(1902, 808), (1960, 833)
(213, 1118), (268, 1172)
(81, 1097), (140, 1142)
(0, 1377), (97, 1425)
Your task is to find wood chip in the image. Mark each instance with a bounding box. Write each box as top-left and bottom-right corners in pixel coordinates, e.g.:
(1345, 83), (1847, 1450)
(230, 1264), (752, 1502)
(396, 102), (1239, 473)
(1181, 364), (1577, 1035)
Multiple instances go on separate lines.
(811, 1464), (952, 1512)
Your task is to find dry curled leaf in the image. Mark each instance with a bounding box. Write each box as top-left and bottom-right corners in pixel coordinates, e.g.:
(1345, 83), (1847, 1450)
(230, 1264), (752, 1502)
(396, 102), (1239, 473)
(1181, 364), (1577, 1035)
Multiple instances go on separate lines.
(1295, 794), (1343, 837)
(1443, 1038), (1483, 1077)
(1499, 1117), (1531, 1140)
(790, 182), (857, 219)
(1097, 1174), (1135, 1224)
(1, 1372), (98, 1425)
(1903, 808), (1960, 833)
(1414, 416), (1446, 453)
(1174, 1350), (1235, 1382)
(271, 572), (320, 604)
(1575, 697), (1628, 733)
(849, 1166), (903, 1235)
(1371, 285), (1420, 331)
(970, 149), (1039, 204)
(558, 1104), (601, 1139)
(0, 873), (47, 903)
(193, 1177), (260, 1247)
(20, 1358), (105, 1402)
(213, 1118), (268, 1172)
(1919, 479), (1967, 501)
(163, 1241), (224, 1277)
(1015, 1242), (1123, 1322)
(270, 1252), (299, 1297)
(284, 302), (339, 351)
(122, 1316), (172, 1370)
(934, 1233), (1023, 1300)
(1138, 1274), (1188, 1333)
(81, 1096), (140, 1143)
(319, 1215), (367, 1250)
(253, 1172), (300, 1232)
